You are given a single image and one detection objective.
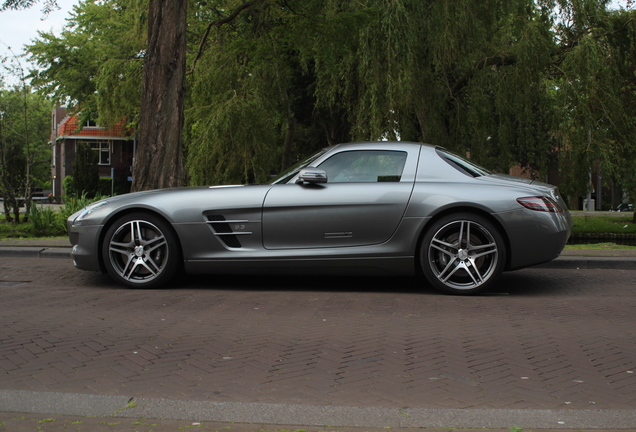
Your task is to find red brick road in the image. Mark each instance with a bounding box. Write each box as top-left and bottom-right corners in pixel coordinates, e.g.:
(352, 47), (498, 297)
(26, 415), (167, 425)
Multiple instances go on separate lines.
(1, 257), (636, 413)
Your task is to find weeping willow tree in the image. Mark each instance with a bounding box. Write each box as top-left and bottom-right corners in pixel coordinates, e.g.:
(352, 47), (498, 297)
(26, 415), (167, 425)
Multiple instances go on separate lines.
(301, 0), (559, 175)
(24, 0), (636, 212)
(185, 0), (285, 185)
(184, 0), (361, 184)
(552, 2), (636, 215)
(183, 0), (562, 183)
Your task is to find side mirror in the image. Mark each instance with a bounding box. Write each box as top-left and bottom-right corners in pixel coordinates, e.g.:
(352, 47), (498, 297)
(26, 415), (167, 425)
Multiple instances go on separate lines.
(296, 168), (327, 184)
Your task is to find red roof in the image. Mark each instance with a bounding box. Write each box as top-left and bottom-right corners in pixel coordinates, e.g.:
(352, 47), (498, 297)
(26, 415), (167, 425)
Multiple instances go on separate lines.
(56, 114), (130, 139)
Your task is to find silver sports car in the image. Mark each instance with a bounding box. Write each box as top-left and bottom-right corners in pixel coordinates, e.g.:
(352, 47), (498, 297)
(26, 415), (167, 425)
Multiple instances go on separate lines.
(68, 142), (572, 295)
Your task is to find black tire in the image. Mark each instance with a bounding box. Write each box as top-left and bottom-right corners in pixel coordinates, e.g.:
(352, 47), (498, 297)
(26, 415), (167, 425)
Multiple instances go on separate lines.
(420, 213), (506, 295)
(101, 212), (180, 288)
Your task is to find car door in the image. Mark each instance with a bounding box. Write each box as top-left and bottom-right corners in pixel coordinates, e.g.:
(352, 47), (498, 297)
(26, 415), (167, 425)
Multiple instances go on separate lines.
(262, 149), (417, 250)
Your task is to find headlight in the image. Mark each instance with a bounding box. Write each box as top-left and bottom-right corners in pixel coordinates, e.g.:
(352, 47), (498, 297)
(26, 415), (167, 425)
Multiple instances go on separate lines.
(73, 200), (109, 225)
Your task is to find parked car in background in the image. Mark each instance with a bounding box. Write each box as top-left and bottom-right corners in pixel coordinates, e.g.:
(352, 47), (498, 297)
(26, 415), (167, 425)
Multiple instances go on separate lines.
(67, 142), (572, 295)
(615, 203), (634, 212)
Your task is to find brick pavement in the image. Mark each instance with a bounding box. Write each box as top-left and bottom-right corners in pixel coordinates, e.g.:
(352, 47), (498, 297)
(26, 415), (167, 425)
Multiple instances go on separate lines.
(1, 257), (636, 428)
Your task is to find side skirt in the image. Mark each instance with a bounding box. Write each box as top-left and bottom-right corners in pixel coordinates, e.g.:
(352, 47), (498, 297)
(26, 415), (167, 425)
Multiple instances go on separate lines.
(184, 256), (416, 276)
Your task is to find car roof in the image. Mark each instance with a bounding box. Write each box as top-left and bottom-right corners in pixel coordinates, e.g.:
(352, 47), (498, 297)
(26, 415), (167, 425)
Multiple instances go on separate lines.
(331, 141), (436, 150)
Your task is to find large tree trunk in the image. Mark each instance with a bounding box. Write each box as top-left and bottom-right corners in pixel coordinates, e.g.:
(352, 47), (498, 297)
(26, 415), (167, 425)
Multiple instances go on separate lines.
(132, 0), (187, 192)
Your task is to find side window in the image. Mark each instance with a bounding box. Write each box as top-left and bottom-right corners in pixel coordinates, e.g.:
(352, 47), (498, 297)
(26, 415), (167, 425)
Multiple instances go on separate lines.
(317, 150), (407, 183)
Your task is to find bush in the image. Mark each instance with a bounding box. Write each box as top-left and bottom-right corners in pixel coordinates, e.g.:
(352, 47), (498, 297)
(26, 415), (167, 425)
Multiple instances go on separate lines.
(97, 177), (131, 196)
(29, 205), (65, 236)
(64, 175), (130, 198)
(63, 176), (76, 196)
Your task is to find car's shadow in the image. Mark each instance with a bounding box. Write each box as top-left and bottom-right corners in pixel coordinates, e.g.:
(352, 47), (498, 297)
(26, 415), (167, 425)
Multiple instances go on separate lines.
(180, 273), (431, 295)
(178, 269), (574, 297)
(84, 268), (576, 297)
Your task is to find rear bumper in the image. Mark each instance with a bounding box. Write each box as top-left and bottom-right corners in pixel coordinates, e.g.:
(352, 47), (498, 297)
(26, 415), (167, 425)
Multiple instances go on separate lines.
(504, 209), (572, 270)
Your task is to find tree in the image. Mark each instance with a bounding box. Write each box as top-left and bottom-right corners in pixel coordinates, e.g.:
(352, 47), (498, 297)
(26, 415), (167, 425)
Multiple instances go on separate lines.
(28, 0), (147, 128)
(19, 0), (636, 216)
(1, 42), (52, 223)
(134, 0), (275, 190)
(0, 138), (26, 223)
(131, 0), (187, 191)
(185, 0), (559, 181)
(551, 3), (636, 216)
(0, 0), (58, 14)
(0, 87), (52, 223)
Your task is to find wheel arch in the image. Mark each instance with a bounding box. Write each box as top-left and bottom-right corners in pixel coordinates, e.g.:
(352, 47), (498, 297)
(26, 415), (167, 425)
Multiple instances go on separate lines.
(414, 205), (512, 273)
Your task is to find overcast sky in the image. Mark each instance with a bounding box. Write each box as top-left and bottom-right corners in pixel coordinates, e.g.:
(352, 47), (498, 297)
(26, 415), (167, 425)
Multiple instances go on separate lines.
(0, 0), (78, 83)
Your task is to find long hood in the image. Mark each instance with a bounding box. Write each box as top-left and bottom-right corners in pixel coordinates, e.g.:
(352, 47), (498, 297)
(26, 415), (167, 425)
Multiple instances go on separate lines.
(103, 184), (274, 223)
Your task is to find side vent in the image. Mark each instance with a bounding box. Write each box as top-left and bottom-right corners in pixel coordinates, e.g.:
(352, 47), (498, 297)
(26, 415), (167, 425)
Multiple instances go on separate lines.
(206, 215), (245, 248)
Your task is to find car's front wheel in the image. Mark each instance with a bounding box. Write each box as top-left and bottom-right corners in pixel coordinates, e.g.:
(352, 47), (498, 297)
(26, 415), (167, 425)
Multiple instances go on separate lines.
(421, 213), (505, 295)
(102, 213), (180, 288)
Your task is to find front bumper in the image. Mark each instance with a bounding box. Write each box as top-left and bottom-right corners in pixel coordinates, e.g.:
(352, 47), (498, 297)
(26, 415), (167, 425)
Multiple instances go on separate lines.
(69, 224), (103, 272)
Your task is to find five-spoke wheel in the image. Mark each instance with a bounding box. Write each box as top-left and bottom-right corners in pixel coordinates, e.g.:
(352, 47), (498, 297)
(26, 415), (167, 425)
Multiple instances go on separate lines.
(421, 213), (505, 295)
(102, 213), (180, 288)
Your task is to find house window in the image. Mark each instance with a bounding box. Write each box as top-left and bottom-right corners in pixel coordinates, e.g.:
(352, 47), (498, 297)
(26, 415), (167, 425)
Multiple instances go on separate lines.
(90, 142), (111, 165)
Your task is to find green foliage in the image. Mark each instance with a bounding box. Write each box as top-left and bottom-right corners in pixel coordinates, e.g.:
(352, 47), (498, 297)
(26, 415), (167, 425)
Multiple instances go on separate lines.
(25, 0), (636, 208)
(0, 214), (33, 237)
(186, 85), (280, 184)
(97, 177), (130, 196)
(571, 214), (636, 234)
(182, 0), (568, 183)
(0, 0), (59, 14)
(62, 175), (75, 197)
(552, 4), (636, 207)
(0, 86), (52, 223)
(565, 242), (636, 250)
(29, 204), (63, 236)
(27, 0), (147, 128)
(65, 175), (129, 197)
(57, 193), (104, 234)
(72, 143), (99, 197)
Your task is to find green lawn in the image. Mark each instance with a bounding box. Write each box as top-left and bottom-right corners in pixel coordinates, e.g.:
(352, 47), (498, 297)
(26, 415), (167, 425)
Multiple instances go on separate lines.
(0, 208), (68, 239)
(570, 213), (636, 235)
(565, 242), (635, 250)
(0, 217), (36, 238)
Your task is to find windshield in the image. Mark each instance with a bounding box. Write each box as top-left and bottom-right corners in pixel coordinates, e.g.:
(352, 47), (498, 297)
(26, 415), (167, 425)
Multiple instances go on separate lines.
(270, 148), (328, 184)
(436, 148), (491, 177)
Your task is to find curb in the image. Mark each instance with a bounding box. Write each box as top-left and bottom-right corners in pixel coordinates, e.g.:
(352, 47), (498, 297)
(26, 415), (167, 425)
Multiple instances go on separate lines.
(0, 246), (71, 259)
(2, 389), (636, 430)
(538, 256), (636, 270)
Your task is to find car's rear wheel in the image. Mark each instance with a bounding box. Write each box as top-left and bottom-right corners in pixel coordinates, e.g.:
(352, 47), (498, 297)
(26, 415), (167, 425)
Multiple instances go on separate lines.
(421, 213), (505, 295)
(102, 212), (180, 288)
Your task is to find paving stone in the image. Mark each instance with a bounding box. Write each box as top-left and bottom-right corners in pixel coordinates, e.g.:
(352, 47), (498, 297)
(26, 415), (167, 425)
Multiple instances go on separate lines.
(1, 256), (636, 419)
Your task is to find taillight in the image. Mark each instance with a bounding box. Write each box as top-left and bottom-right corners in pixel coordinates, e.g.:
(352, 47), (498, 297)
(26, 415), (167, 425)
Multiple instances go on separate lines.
(517, 196), (563, 213)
